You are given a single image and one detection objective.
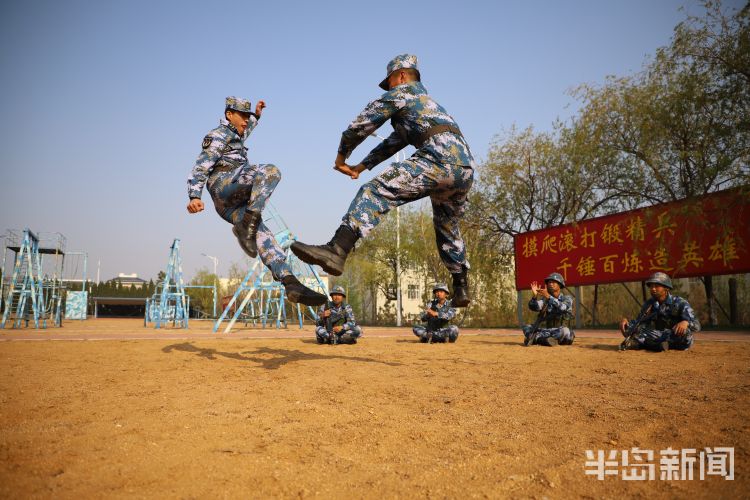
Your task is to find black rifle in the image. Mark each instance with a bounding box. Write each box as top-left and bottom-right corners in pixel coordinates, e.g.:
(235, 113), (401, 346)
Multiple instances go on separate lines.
(325, 301), (346, 345)
(620, 304), (657, 351)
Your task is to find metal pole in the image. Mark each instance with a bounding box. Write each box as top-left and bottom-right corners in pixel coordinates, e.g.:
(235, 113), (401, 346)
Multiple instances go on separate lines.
(396, 205), (402, 327)
(202, 253), (219, 318)
(575, 286), (582, 329)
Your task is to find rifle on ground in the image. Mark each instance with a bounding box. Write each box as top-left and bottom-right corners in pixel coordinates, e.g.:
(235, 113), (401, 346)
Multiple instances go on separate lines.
(325, 301), (346, 345)
(424, 300), (440, 344)
(620, 304), (657, 351)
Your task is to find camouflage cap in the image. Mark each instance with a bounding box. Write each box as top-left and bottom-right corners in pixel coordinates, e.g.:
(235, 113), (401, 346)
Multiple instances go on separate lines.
(225, 96), (252, 113)
(329, 285), (346, 297)
(645, 272), (673, 289)
(432, 282), (450, 294)
(544, 272), (565, 288)
(379, 54), (421, 91)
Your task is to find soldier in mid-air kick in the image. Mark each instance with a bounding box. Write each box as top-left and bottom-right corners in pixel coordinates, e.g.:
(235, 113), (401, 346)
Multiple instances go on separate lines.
(291, 54), (476, 307)
(186, 97), (326, 306)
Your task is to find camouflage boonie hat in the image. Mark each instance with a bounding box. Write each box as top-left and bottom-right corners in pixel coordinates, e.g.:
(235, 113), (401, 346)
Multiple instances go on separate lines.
(432, 282), (450, 294)
(225, 96), (252, 113)
(379, 54), (420, 90)
(544, 272), (565, 288)
(645, 272), (673, 289)
(329, 285), (346, 297)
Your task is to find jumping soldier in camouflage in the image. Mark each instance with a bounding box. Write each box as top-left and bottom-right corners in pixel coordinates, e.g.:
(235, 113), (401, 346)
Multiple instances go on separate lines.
(620, 272), (700, 352)
(413, 283), (459, 343)
(315, 286), (362, 344)
(291, 54), (475, 307)
(522, 272), (575, 347)
(186, 97), (326, 306)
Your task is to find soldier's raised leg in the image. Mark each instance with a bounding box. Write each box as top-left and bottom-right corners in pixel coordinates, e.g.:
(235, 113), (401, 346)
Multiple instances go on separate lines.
(430, 171), (473, 307)
(255, 223), (326, 306)
(233, 164), (281, 258)
(291, 159), (432, 276)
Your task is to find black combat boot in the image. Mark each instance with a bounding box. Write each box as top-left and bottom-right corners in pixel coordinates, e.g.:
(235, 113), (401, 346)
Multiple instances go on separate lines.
(281, 275), (327, 306)
(451, 269), (471, 307)
(290, 225), (358, 276)
(232, 210), (262, 258)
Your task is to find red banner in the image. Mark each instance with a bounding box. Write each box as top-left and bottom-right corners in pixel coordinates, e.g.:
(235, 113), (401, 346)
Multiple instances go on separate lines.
(513, 189), (750, 290)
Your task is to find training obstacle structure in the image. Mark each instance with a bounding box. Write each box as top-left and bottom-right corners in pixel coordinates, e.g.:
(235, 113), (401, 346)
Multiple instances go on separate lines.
(214, 203), (328, 333)
(145, 239), (189, 329)
(0, 229), (71, 329)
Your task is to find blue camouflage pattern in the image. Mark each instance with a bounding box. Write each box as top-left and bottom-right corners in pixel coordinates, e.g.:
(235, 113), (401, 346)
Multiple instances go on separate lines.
(413, 298), (459, 342)
(522, 293), (575, 345)
(379, 54), (420, 90)
(315, 300), (362, 344)
(187, 117), (291, 281)
(623, 294), (700, 351)
(337, 80), (475, 274)
(338, 81), (474, 169)
(187, 117), (259, 199)
(225, 96), (252, 113)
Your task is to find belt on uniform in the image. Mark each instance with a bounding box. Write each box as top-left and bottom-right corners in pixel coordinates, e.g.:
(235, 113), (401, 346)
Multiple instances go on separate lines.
(416, 124), (463, 148)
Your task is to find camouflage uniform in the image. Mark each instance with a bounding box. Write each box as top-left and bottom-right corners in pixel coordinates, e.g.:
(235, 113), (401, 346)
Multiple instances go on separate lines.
(623, 295), (700, 351)
(413, 297), (459, 343)
(187, 97), (290, 280)
(315, 287), (362, 344)
(522, 293), (575, 346)
(338, 54), (476, 275)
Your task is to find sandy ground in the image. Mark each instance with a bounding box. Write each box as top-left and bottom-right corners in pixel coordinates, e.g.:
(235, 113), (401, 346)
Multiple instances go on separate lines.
(0, 319), (748, 498)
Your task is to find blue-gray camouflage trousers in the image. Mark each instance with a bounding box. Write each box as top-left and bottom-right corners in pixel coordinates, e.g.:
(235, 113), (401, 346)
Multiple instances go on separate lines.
(343, 158), (474, 274)
(207, 164), (290, 280)
(413, 325), (459, 343)
(522, 325), (575, 345)
(316, 325), (362, 344)
(623, 326), (694, 351)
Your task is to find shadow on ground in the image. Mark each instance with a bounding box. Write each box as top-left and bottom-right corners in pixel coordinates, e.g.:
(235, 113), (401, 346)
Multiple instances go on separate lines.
(162, 342), (403, 370)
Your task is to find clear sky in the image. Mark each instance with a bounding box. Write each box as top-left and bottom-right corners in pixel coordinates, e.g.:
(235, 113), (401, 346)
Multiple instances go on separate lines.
(0, 0), (720, 282)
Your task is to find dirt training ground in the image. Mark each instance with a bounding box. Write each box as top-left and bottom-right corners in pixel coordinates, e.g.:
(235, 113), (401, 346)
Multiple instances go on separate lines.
(0, 319), (747, 498)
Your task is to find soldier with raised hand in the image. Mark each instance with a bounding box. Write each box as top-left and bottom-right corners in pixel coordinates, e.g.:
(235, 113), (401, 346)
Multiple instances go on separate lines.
(291, 54), (476, 307)
(315, 286), (362, 344)
(522, 272), (575, 347)
(413, 283), (459, 343)
(186, 96), (326, 306)
(620, 272), (700, 352)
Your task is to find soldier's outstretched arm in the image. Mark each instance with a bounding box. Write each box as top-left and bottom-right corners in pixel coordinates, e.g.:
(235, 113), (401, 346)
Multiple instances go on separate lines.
(187, 133), (226, 202)
(333, 152), (366, 179)
(360, 130), (407, 170)
(243, 114), (260, 139)
(338, 96), (401, 164)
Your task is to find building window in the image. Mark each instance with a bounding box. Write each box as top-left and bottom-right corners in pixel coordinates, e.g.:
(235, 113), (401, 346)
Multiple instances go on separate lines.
(407, 284), (419, 300)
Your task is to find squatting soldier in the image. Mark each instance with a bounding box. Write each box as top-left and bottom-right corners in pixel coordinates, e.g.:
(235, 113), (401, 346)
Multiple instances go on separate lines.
(620, 272), (700, 351)
(522, 272), (575, 347)
(291, 54), (476, 307)
(186, 97), (326, 306)
(413, 283), (459, 343)
(315, 286), (362, 344)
